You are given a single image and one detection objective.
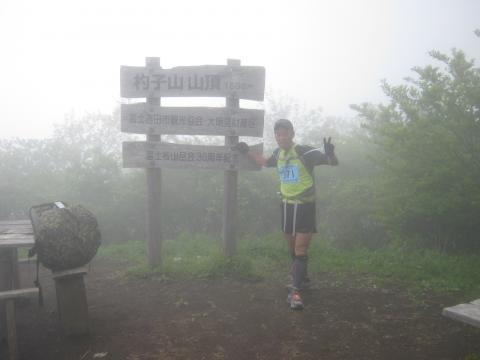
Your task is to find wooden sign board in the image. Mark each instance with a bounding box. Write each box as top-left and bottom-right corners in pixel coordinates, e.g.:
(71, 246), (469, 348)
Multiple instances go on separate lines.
(120, 65), (265, 100)
(121, 104), (264, 137)
(123, 142), (263, 171)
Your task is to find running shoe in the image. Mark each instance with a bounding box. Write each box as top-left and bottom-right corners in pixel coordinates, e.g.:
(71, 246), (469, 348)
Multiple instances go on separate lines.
(287, 291), (304, 310)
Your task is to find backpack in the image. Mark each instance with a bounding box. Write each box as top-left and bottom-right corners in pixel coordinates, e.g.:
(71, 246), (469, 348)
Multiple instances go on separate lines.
(29, 202), (101, 271)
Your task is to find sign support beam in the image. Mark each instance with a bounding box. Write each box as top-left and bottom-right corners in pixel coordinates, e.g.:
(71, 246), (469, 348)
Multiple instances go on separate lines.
(223, 59), (240, 257)
(145, 57), (163, 268)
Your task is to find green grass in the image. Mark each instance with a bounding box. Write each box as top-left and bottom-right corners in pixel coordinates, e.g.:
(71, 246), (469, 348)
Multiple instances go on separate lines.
(98, 233), (480, 299)
(465, 354), (480, 360)
(97, 239), (145, 263)
(97, 232), (275, 281)
(308, 239), (480, 299)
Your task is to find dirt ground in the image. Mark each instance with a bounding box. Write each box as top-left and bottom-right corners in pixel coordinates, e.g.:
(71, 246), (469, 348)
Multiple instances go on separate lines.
(2, 258), (480, 360)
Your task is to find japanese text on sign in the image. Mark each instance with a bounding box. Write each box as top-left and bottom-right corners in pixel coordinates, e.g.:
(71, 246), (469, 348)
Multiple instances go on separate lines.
(121, 105), (264, 136)
(120, 65), (265, 100)
(122, 142), (263, 171)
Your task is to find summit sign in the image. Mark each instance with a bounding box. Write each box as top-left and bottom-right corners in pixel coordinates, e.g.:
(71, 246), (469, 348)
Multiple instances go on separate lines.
(120, 58), (266, 261)
(121, 65), (265, 101)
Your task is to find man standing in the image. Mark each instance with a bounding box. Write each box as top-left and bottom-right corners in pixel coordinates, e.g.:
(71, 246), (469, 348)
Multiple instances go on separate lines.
(236, 119), (338, 310)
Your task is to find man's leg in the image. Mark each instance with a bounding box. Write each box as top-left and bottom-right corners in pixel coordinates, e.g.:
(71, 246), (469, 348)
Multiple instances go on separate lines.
(282, 201), (296, 285)
(284, 233), (296, 286)
(284, 233), (295, 260)
(292, 232), (312, 290)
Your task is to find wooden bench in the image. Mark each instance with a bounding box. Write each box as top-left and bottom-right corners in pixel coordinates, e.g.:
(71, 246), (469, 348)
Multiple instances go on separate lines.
(442, 299), (480, 328)
(0, 288), (39, 360)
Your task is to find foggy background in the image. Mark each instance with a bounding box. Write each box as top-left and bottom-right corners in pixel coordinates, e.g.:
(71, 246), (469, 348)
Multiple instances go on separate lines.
(1, 0), (479, 253)
(1, 0), (479, 138)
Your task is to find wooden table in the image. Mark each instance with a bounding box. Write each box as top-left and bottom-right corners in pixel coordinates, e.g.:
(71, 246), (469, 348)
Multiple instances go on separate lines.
(0, 220), (36, 359)
(0, 220), (35, 291)
(1, 219), (90, 338)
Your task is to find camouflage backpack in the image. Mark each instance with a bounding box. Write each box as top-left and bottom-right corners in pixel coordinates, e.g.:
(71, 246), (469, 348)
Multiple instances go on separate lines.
(30, 203), (101, 271)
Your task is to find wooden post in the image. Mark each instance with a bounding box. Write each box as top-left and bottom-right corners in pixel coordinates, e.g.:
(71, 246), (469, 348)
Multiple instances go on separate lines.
(52, 268), (89, 336)
(0, 288), (39, 360)
(145, 57), (163, 268)
(6, 299), (17, 360)
(0, 249), (15, 289)
(223, 59), (240, 256)
(0, 249), (13, 342)
(10, 249), (19, 289)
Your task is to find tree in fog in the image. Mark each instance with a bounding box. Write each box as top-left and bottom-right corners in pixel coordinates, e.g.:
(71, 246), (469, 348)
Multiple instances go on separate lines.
(353, 44), (480, 252)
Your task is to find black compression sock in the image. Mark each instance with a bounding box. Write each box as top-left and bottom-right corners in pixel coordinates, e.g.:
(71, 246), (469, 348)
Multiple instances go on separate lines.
(292, 255), (308, 290)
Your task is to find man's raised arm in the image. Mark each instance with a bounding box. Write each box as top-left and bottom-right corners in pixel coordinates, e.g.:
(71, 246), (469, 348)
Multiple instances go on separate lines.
(234, 142), (268, 167)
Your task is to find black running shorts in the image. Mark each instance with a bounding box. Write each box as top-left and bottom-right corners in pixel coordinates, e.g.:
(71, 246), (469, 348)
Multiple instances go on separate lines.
(280, 201), (317, 235)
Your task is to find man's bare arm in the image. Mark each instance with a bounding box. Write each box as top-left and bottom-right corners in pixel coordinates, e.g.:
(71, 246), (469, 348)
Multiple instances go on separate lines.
(235, 142), (270, 167)
(247, 152), (268, 167)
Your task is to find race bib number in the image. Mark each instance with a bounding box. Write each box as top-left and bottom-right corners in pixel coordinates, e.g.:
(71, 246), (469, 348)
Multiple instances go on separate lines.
(279, 165), (299, 183)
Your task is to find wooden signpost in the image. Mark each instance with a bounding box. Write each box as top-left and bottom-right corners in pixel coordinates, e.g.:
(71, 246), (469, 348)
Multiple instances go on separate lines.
(123, 142), (263, 170)
(121, 105), (264, 137)
(223, 58), (241, 257)
(144, 57), (162, 268)
(120, 65), (265, 100)
(120, 58), (265, 265)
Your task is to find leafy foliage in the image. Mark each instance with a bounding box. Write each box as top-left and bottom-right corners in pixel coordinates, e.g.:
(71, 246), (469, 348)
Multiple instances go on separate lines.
(353, 48), (480, 251)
